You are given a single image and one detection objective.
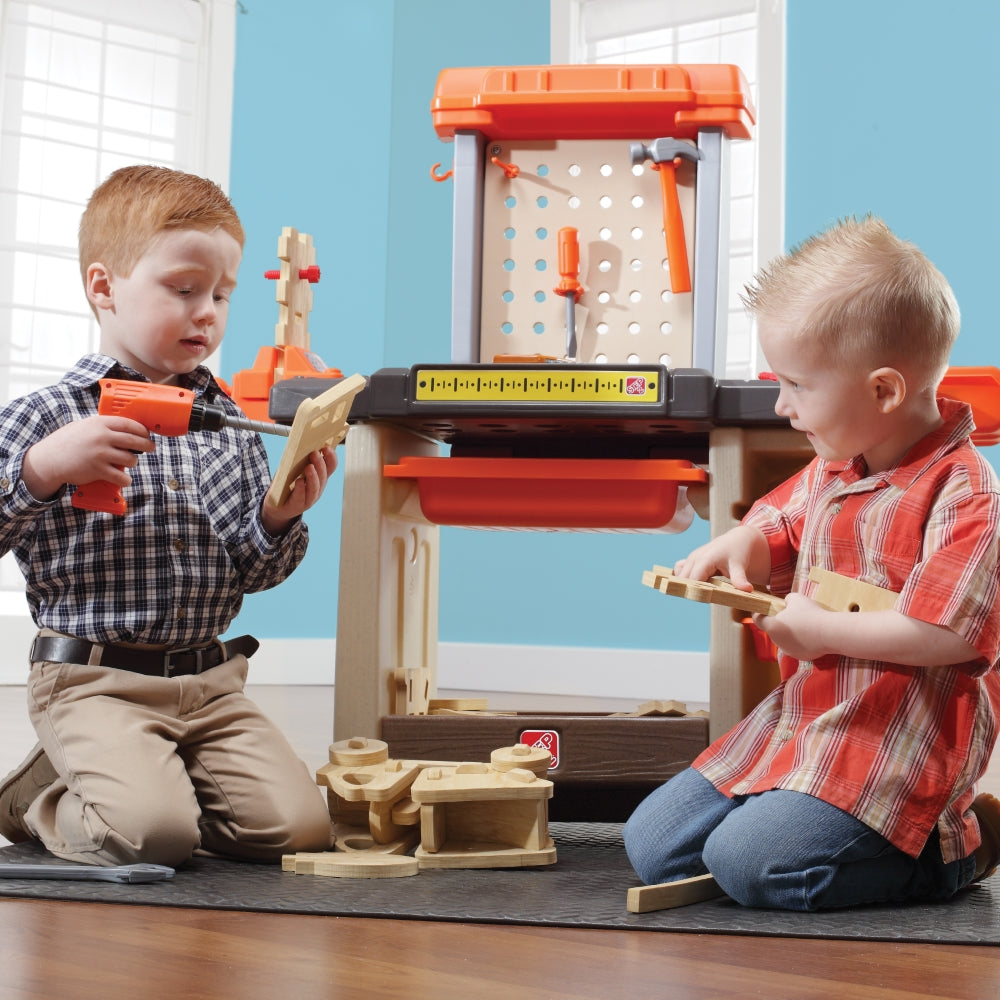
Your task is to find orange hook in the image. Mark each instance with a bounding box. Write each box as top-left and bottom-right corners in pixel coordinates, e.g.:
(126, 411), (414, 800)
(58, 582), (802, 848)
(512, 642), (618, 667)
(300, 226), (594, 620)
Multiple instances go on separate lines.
(430, 162), (453, 182)
(490, 155), (520, 179)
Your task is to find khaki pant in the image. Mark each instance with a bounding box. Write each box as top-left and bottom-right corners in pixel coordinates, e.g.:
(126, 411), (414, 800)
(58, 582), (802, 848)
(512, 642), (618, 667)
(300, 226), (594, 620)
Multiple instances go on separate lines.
(24, 639), (333, 867)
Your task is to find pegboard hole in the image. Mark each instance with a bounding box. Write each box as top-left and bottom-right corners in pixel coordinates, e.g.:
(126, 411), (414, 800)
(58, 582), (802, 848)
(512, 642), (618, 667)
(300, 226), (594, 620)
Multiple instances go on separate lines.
(598, 259), (612, 273)
(538, 164), (550, 176)
(533, 322), (545, 335)
(536, 195), (548, 208)
(534, 290), (546, 303)
(568, 163), (581, 177)
(628, 322), (641, 335)
(659, 353), (672, 366)
(534, 259), (547, 272)
(631, 195), (644, 208)
(660, 321), (673, 335)
(596, 323), (609, 336)
(503, 259), (515, 272)
(627, 353), (641, 364)
(600, 163), (613, 177)
(504, 227), (516, 240)
(505, 196), (517, 208)
(535, 227), (548, 240)
(599, 227), (612, 240)
(630, 259), (642, 271)
(660, 289), (673, 304)
(631, 227), (644, 240)
(629, 290), (642, 303)
(595, 352), (609, 363)
(631, 163), (644, 176)
(502, 321), (513, 335)
(568, 196), (581, 209)
(502, 290), (514, 303)
(597, 291), (611, 304)
(599, 195), (612, 209)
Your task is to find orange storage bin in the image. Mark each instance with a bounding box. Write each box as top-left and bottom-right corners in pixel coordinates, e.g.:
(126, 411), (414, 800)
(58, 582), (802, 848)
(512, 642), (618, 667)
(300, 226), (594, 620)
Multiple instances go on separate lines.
(382, 457), (707, 530)
(940, 366), (1000, 446)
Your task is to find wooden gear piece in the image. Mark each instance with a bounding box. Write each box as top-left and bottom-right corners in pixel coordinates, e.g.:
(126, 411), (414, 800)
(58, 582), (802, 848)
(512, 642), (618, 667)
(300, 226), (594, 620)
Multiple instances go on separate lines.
(642, 565), (785, 617)
(282, 852), (419, 879)
(268, 373), (367, 508)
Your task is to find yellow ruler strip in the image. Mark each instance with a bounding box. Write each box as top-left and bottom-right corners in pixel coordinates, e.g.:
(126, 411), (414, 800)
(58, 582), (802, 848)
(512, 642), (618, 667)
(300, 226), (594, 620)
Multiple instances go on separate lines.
(413, 368), (662, 403)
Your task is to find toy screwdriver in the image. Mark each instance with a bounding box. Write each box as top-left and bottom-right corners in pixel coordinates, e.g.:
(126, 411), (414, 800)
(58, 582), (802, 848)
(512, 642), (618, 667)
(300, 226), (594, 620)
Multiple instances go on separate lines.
(553, 226), (583, 359)
(72, 378), (290, 516)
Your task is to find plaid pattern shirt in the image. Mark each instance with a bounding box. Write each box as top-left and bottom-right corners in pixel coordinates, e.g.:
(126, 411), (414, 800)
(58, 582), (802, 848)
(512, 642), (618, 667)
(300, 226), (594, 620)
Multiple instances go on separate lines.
(0, 355), (308, 647)
(695, 399), (1000, 862)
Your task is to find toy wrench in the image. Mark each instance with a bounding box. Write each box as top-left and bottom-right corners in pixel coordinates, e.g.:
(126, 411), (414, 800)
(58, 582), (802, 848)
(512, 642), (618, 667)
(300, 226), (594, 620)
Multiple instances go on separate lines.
(0, 862), (174, 883)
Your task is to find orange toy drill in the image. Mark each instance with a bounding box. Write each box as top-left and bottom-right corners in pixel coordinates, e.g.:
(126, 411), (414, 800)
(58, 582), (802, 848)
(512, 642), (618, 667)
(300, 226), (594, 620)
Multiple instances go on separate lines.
(72, 379), (290, 516)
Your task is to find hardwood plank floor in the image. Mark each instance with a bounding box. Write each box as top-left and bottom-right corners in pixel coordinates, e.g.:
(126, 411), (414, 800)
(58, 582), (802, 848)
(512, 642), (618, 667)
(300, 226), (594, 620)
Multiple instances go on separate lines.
(0, 686), (998, 998)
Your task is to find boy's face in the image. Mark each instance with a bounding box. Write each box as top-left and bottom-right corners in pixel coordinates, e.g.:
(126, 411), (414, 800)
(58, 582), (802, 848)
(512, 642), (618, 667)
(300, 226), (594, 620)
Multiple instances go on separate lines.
(90, 228), (242, 384)
(759, 316), (887, 466)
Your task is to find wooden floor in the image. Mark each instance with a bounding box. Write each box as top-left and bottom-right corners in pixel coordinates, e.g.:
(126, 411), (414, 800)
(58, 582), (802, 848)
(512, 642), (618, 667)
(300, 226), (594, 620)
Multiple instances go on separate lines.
(0, 685), (998, 999)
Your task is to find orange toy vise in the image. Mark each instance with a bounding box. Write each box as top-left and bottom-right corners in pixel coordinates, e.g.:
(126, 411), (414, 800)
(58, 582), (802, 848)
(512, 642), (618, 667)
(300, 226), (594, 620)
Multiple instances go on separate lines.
(71, 379), (289, 516)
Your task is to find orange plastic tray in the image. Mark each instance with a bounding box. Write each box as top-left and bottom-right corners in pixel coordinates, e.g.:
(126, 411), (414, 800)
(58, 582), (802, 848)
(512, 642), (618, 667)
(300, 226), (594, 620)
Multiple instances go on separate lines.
(940, 366), (1000, 446)
(383, 457), (707, 529)
(431, 64), (755, 141)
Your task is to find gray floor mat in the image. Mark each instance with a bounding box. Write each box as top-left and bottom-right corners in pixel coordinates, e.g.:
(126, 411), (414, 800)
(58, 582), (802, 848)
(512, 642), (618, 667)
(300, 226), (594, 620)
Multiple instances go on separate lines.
(0, 823), (996, 943)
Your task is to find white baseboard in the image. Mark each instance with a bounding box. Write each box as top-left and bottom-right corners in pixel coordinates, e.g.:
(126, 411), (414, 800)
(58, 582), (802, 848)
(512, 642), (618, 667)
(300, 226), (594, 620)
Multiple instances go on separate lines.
(245, 637), (709, 704)
(0, 627), (710, 705)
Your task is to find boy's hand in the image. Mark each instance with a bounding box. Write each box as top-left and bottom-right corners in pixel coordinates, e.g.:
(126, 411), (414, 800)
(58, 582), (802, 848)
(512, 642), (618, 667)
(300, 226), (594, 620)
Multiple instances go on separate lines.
(673, 524), (770, 592)
(261, 445), (337, 535)
(20, 416), (154, 502)
(752, 593), (831, 661)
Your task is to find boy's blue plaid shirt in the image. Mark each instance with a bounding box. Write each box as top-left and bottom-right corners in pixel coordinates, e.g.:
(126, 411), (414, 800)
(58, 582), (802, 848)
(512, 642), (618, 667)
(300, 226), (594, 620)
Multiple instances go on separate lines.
(0, 354), (307, 646)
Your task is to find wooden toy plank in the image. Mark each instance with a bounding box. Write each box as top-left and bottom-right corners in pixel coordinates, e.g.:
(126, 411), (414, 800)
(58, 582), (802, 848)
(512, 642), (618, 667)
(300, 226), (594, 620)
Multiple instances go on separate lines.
(268, 373), (367, 508)
(808, 566), (898, 613)
(626, 873), (725, 913)
(643, 566), (785, 616)
(284, 852), (419, 878)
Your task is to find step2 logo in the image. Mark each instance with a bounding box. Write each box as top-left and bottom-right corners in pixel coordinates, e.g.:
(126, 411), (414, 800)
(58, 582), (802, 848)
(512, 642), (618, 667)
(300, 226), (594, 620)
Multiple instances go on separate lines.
(520, 729), (559, 769)
(625, 376), (647, 395)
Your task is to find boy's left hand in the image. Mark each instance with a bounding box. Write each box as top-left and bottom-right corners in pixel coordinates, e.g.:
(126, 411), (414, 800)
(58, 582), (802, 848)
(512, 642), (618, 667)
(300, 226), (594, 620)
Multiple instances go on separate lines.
(261, 445), (337, 535)
(753, 592), (831, 662)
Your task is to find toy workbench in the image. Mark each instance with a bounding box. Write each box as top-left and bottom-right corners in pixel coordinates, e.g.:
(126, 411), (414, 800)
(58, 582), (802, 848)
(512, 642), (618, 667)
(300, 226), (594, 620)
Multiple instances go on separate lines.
(270, 65), (797, 820)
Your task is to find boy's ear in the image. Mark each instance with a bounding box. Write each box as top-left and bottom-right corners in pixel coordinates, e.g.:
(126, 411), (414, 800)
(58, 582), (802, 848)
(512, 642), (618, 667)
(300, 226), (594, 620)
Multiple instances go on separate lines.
(85, 262), (114, 311)
(869, 366), (906, 414)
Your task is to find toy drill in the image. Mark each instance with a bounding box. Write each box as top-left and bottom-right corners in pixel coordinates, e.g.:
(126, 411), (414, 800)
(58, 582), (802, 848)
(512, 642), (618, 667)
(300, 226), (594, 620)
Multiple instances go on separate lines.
(72, 378), (290, 516)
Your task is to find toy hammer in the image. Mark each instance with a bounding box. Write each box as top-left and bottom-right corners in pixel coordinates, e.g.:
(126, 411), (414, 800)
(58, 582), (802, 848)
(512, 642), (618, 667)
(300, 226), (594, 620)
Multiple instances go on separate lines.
(629, 138), (703, 294)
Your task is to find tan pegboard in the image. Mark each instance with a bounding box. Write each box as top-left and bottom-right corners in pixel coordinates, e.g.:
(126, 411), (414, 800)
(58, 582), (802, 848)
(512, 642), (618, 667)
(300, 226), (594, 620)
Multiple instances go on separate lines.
(480, 138), (696, 365)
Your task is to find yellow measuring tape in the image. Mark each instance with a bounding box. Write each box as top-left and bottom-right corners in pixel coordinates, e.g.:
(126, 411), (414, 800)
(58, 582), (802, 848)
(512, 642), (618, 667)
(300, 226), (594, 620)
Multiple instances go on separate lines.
(412, 368), (662, 403)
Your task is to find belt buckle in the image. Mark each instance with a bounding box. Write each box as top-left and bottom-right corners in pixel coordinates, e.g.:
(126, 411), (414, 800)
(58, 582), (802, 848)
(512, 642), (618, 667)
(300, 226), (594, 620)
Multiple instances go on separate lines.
(163, 646), (202, 677)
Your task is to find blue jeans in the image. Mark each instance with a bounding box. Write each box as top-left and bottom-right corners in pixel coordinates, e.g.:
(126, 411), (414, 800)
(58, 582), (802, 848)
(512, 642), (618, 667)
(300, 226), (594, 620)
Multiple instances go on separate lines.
(622, 767), (976, 911)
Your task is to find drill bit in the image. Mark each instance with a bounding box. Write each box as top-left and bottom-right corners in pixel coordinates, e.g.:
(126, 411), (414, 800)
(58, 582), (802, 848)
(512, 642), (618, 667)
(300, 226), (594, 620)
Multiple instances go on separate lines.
(188, 398), (291, 437)
(223, 413), (291, 438)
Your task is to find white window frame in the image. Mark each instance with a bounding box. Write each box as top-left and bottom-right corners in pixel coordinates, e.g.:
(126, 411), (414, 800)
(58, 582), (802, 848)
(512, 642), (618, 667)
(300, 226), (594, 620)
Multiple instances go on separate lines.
(550, 0), (785, 378)
(0, 0), (235, 661)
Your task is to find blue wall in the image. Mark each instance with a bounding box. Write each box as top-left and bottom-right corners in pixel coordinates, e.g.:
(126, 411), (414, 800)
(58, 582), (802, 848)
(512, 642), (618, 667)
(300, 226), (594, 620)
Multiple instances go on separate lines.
(224, 0), (1000, 653)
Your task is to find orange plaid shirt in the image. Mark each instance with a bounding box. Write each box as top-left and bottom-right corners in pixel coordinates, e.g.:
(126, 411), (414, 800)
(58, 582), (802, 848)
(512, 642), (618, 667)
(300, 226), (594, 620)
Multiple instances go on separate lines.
(695, 399), (1000, 862)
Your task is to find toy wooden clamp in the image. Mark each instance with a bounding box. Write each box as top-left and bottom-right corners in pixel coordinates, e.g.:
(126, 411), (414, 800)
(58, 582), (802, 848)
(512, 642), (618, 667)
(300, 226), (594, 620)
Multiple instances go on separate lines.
(630, 138), (703, 295)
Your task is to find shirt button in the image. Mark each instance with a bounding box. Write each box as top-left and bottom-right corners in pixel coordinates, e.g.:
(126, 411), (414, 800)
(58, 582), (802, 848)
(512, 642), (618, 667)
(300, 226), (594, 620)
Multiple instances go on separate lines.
(831, 503), (843, 514)
(168, 478), (180, 491)
(0, 477), (9, 491)
(776, 728), (794, 741)
(176, 608), (186, 620)
(173, 539), (186, 552)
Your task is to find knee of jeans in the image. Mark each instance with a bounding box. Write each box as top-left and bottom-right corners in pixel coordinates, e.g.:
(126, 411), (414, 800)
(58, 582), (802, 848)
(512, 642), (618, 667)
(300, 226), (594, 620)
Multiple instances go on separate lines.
(702, 823), (771, 906)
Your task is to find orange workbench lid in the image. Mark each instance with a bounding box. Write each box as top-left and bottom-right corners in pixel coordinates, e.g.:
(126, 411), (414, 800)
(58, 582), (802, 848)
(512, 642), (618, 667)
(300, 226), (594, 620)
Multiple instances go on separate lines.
(431, 64), (755, 141)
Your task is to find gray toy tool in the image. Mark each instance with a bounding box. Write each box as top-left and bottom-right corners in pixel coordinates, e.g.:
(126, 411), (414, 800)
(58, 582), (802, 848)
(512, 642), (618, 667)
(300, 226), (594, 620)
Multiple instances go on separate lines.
(0, 863), (174, 883)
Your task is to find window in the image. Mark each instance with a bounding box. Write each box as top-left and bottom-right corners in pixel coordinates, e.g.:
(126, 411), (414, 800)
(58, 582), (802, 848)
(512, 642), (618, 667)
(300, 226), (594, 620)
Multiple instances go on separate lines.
(551, 0), (785, 379)
(0, 0), (234, 624)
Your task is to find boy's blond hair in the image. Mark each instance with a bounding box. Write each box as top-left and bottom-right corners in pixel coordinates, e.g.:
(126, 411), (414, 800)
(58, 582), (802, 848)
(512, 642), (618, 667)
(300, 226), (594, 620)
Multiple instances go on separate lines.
(742, 216), (959, 390)
(78, 165), (245, 288)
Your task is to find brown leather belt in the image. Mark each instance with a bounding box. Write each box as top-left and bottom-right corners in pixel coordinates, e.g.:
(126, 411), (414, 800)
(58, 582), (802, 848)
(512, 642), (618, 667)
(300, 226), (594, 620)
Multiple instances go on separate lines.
(29, 634), (259, 677)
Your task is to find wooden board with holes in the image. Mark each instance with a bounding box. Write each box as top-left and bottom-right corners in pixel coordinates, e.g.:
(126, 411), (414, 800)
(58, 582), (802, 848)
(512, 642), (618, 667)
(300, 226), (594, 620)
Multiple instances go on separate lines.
(807, 566), (898, 613)
(642, 565), (786, 616)
(282, 852), (419, 879)
(268, 373), (367, 507)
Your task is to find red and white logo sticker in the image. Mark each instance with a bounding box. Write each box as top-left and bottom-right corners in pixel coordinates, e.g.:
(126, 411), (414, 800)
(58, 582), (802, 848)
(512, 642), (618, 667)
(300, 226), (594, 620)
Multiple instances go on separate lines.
(625, 376), (647, 395)
(520, 729), (559, 769)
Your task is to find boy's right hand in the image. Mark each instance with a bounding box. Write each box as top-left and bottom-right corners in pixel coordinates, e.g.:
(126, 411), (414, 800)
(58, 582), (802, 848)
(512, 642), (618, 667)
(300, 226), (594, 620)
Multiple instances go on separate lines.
(20, 416), (155, 502)
(672, 524), (770, 593)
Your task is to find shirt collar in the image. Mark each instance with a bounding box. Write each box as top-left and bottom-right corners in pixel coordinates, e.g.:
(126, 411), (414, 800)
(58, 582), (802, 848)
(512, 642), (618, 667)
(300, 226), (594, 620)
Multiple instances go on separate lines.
(828, 397), (975, 491)
(62, 355), (216, 395)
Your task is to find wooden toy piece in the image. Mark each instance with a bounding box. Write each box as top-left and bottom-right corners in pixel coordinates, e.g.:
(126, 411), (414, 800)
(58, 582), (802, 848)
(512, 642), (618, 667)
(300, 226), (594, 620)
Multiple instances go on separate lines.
(283, 851), (419, 879)
(611, 699), (691, 718)
(626, 873), (725, 913)
(273, 227), (317, 349)
(394, 667), (431, 716)
(428, 697), (490, 714)
(489, 743), (551, 778)
(333, 823), (421, 856)
(808, 566), (898, 613)
(268, 373), (367, 508)
(643, 565), (786, 617)
(410, 762), (556, 870)
(326, 736), (390, 767)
